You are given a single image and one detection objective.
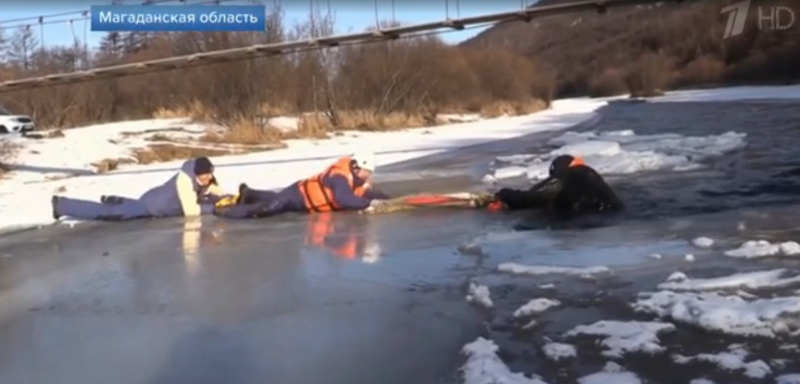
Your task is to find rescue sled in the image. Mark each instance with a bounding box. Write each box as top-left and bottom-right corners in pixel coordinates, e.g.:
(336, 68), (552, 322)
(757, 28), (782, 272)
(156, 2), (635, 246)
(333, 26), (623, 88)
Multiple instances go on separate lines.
(361, 192), (498, 214)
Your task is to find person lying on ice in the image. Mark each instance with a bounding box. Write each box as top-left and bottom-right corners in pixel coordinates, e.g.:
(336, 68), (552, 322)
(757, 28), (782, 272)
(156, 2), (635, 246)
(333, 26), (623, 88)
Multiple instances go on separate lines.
(52, 156), (230, 221)
(491, 154), (624, 217)
(215, 151), (391, 219)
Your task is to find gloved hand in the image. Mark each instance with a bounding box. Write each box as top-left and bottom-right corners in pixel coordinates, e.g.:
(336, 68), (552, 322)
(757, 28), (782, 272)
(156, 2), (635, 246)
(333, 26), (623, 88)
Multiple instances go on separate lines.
(494, 188), (515, 204)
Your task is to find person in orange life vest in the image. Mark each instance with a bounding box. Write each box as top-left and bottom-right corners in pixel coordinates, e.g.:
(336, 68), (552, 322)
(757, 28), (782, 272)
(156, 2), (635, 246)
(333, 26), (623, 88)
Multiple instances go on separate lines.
(304, 213), (382, 263)
(491, 154), (624, 217)
(216, 151), (391, 219)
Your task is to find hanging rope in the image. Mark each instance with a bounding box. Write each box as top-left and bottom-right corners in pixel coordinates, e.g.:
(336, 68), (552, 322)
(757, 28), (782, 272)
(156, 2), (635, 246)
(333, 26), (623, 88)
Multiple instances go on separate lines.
(445, 0), (450, 19)
(391, 0), (396, 23)
(456, 0), (460, 18)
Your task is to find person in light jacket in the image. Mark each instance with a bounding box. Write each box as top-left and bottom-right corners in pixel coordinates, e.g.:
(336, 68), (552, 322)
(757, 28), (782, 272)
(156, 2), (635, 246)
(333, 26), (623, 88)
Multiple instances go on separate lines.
(52, 157), (229, 221)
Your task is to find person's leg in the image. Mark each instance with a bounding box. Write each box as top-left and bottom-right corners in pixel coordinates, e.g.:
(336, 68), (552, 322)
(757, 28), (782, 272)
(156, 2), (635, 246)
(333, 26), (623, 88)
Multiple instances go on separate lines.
(217, 186), (302, 219)
(238, 183), (279, 205)
(53, 196), (151, 221)
(100, 195), (138, 205)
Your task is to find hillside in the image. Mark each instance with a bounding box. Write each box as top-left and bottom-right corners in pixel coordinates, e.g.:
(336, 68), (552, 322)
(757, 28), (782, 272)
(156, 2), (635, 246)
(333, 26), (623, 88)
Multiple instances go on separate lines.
(460, 0), (800, 97)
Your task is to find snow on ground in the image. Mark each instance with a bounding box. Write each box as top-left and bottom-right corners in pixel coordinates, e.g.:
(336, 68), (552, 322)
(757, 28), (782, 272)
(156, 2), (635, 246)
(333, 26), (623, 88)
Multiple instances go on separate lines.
(564, 320), (675, 358)
(724, 240), (800, 259)
(513, 298), (561, 318)
(466, 282), (493, 309)
(657, 269), (800, 292)
(633, 290), (800, 337)
(484, 129), (746, 182)
(461, 337), (550, 384)
(0, 98), (604, 232)
(576, 362), (642, 384)
(498, 263), (611, 279)
(541, 342), (577, 361)
(673, 344), (772, 379)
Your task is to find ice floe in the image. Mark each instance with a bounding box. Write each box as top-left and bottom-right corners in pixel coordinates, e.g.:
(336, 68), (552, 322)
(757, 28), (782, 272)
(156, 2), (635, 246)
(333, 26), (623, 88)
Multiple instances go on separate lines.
(673, 344), (771, 379)
(657, 269), (800, 292)
(497, 263), (611, 279)
(633, 290), (800, 337)
(461, 337), (549, 384)
(692, 237), (715, 248)
(541, 342), (577, 361)
(576, 362), (641, 384)
(466, 282), (494, 309)
(486, 129), (746, 182)
(724, 240), (800, 259)
(513, 298), (561, 318)
(564, 320), (675, 358)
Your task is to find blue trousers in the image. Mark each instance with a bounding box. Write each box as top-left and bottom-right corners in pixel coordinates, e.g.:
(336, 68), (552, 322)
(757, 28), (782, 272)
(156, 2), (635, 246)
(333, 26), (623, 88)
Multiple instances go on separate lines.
(53, 195), (151, 221)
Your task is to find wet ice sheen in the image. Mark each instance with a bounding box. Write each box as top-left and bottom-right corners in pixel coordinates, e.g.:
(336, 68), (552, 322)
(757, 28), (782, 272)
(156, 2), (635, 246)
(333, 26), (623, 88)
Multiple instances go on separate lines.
(777, 374), (800, 384)
(564, 320), (675, 358)
(487, 129), (746, 182)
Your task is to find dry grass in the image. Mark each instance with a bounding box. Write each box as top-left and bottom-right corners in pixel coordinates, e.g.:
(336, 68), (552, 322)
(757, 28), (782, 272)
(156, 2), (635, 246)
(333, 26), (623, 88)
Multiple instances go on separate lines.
(479, 99), (548, 118)
(92, 157), (136, 173)
(296, 110), (439, 134)
(132, 144), (232, 165)
(152, 100), (217, 121)
(200, 115), (284, 145)
(0, 141), (19, 176)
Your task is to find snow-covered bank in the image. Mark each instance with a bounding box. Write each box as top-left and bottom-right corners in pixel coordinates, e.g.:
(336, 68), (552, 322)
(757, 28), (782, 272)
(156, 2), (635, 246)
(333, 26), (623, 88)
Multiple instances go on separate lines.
(0, 98), (604, 232)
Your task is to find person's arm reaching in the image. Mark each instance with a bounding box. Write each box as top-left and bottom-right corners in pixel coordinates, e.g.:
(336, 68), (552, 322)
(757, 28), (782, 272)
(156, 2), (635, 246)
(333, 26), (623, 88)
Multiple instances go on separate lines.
(205, 182), (227, 196)
(362, 187), (391, 200)
(176, 172), (202, 216)
(327, 175), (373, 210)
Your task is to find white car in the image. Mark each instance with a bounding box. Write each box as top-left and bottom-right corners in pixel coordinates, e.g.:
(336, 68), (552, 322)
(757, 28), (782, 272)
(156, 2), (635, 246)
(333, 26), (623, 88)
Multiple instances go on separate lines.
(0, 105), (36, 134)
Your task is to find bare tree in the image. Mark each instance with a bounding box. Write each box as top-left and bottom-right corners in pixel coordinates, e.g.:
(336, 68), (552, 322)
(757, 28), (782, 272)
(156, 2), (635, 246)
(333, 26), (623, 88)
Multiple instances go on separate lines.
(7, 25), (39, 71)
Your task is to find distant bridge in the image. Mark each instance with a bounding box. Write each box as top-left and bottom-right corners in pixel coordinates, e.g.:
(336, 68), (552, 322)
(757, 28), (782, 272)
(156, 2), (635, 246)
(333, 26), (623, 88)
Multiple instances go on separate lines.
(0, 0), (686, 93)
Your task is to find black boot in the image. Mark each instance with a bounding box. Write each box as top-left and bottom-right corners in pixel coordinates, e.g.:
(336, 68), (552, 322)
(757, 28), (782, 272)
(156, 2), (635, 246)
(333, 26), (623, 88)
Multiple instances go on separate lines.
(101, 195), (124, 205)
(51, 196), (60, 220)
(237, 183), (249, 204)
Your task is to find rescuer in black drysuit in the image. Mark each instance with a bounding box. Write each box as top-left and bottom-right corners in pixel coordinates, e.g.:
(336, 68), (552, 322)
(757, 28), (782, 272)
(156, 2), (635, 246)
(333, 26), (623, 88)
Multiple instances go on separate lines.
(492, 155), (625, 221)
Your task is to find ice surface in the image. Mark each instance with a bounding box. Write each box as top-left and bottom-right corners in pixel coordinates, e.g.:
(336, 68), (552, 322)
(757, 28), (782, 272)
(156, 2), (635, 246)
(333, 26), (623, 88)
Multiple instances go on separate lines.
(498, 263), (611, 278)
(777, 374), (800, 384)
(577, 362), (641, 384)
(657, 269), (800, 292)
(692, 237), (715, 248)
(564, 320), (675, 358)
(724, 240), (800, 259)
(541, 342), (577, 361)
(673, 344), (771, 379)
(461, 338), (550, 384)
(513, 298), (561, 317)
(633, 290), (800, 337)
(488, 128), (747, 182)
(466, 282), (494, 309)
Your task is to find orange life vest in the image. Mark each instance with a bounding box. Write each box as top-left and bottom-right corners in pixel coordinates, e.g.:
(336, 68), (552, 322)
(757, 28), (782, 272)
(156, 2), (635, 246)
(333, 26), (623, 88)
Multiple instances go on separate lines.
(297, 156), (368, 213)
(305, 213), (358, 259)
